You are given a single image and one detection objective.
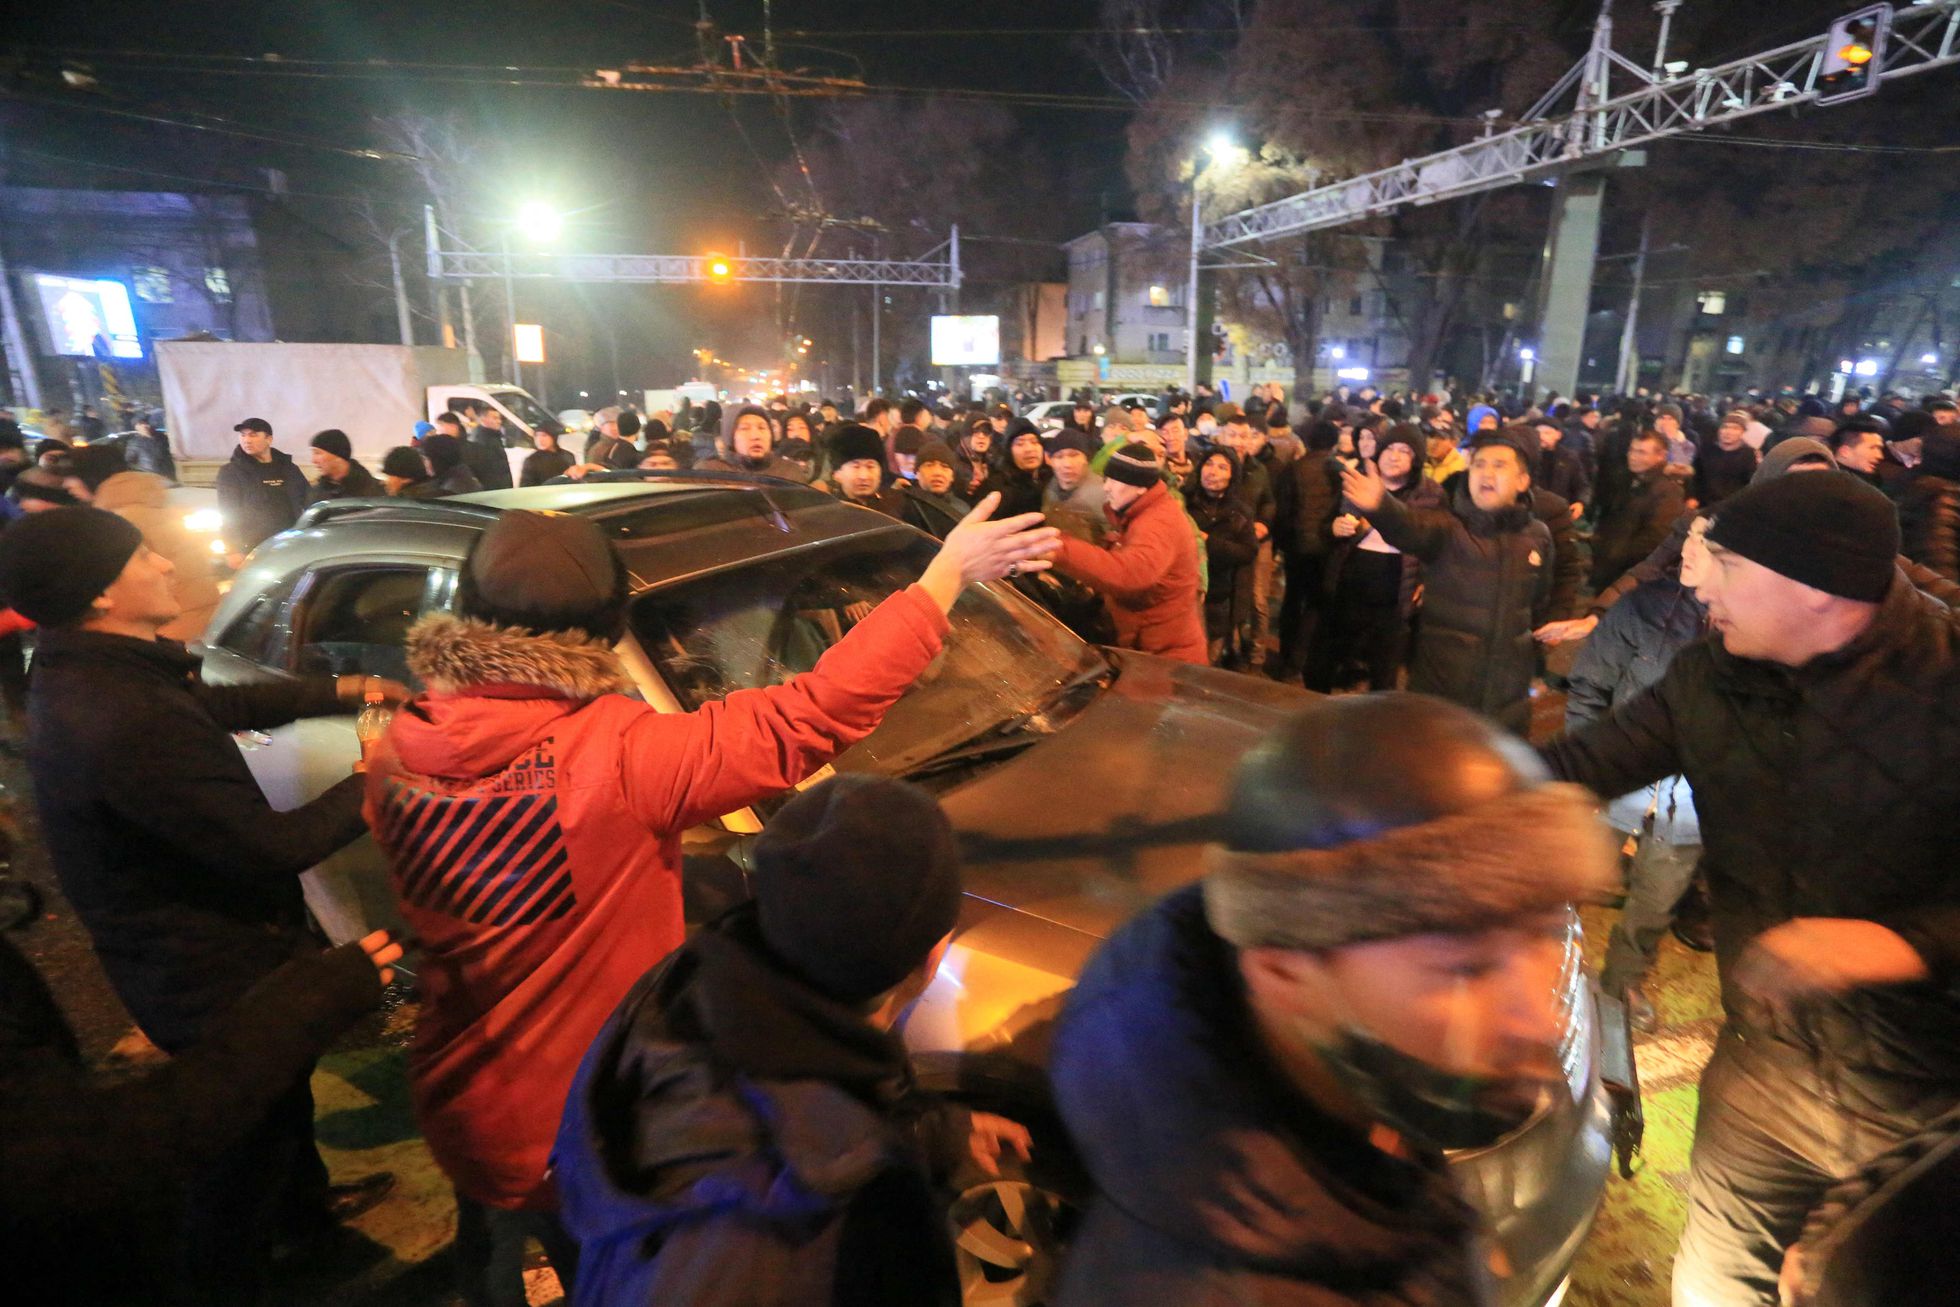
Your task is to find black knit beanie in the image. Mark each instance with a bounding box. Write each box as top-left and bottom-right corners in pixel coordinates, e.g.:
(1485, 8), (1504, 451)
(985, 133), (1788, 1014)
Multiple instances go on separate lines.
(1043, 427), (1096, 459)
(753, 774), (963, 1003)
(1104, 442), (1161, 488)
(309, 428), (353, 460)
(459, 510), (626, 634)
(0, 507), (144, 626)
(1707, 473), (1899, 602)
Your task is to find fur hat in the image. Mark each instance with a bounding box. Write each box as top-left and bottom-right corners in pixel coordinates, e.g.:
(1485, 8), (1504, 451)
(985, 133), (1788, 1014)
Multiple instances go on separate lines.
(827, 422), (887, 468)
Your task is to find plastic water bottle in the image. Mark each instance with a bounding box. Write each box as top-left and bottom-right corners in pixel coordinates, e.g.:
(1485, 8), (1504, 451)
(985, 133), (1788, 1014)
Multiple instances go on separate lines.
(355, 683), (394, 763)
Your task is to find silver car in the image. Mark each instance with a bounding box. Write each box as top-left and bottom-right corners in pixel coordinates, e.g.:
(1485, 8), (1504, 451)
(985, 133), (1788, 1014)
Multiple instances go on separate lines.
(201, 475), (1622, 1307)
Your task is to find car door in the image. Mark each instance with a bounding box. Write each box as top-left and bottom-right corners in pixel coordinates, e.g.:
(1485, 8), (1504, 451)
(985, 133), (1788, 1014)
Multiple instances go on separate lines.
(204, 560), (453, 944)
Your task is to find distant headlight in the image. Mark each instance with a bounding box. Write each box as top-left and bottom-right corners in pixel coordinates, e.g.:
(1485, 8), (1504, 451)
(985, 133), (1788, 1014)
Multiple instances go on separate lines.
(184, 509), (223, 534)
(209, 538), (228, 556)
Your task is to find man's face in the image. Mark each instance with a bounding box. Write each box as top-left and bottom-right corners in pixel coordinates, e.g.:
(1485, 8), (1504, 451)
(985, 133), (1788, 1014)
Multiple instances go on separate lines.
(1377, 443), (1414, 483)
(1626, 436), (1667, 475)
(1159, 418), (1188, 455)
(1934, 407), (1958, 428)
(309, 447), (347, 477)
(1073, 405), (1094, 427)
(1246, 911), (1572, 1103)
(535, 431), (559, 453)
(1224, 420), (1252, 451)
(1654, 413), (1680, 438)
(871, 410), (895, 436)
(893, 452), (918, 480)
(96, 545), (182, 629)
(1694, 540), (1833, 664)
(1716, 421), (1746, 450)
(918, 461), (955, 495)
(640, 450), (679, 471)
(1836, 432), (1885, 475)
(967, 427), (993, 455)
(820, 403), (839, 423)
(1104, 478), (1147, 512)
(1427, 434), (1455, 462)
(1534, 422), (1561, 451)
(1467, 446), (1529, 512)
(237, 430), (272, 459)
(1239, 426), (1269, 457)
(833, 458), (884, 499)
(1580, 410), (1600, 429)
(481, 409), (504, 430)
(1010, 433), (1044, 470)
(436, 418), (463, 440)
(732, 413), (773, 460)
(1048, 448), (1089, 491)
(1199, 453), (1233, 494)
(1433, 410), (1455, 432)
(1194, 414), (1218, 438)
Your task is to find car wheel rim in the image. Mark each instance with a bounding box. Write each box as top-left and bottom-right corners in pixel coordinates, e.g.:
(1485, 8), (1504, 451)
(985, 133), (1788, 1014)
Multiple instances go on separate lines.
(950, 1178), (1063, 1306)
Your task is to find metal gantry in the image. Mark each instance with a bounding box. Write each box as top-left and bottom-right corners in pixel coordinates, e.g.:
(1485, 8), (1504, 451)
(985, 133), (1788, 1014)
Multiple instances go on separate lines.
(1203, 0), (1960, 250)
(423, 209), (960, 289)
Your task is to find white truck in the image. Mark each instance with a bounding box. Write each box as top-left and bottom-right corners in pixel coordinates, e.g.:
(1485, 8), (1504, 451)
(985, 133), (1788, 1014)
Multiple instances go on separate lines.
(156, 341), (562, 473)
(643, 381), (719, 416)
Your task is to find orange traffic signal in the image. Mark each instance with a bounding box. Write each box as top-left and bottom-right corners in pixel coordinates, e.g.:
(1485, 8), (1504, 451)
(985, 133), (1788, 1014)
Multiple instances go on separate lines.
(706, 255), (733, 283)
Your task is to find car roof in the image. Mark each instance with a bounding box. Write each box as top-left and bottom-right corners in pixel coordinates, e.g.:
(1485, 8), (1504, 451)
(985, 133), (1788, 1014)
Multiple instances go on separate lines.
(214, 475), (916, 637)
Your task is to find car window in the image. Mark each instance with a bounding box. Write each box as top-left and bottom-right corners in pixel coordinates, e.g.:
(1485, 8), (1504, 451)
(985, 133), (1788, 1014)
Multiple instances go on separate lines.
(630, 532), (1105, 777)
(290, 566), (432, 685)
(215, 571), (301, 666)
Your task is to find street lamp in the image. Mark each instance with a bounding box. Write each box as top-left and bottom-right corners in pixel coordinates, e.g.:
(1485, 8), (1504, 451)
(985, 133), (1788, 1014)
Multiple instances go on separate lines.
(503, 199), (564, 393)
(1187, 129), (1242, 397)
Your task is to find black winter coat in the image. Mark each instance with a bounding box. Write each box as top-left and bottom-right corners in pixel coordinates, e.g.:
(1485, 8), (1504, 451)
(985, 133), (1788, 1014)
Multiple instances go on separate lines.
(520, 447), (577, 486)
(25, 631), (367, 1050)
(1281, 453), (1344, 558)
(552, 907), (965, 1307)
(306, 458), (383, 503)
(1371, 488), (1553, 733)
(1589, 464), (1685, 591)
(1186, 481), (1258, 642)
(1537, 440), (1590, 508)
(214, 447), (308, 551)
(1693, 442), (1759, 507)
(977, 464), (1048, 519)
(1322, 474), (1443, 616)
(1541, 572), (1960, 1119)
(1900, 441), (1960, 584)
(465, 424), (515, 489)
(1530, 486), (1581, 623)
(0, 934), (380, 1302)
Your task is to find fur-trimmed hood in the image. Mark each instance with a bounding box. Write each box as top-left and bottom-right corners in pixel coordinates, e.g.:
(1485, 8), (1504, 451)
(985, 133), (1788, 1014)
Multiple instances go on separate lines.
(1203, 784), (1617, 951)
(406, 613), (629, 698)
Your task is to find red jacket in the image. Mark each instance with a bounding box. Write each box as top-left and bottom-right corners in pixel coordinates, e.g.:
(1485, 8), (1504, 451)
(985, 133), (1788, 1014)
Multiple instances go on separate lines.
(363, 585), (949, 1208)
(1054, 481), (1208, 663)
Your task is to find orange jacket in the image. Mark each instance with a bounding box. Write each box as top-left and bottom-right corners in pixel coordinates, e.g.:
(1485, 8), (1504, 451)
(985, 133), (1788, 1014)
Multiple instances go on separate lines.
(1054, 482), (1208, 663)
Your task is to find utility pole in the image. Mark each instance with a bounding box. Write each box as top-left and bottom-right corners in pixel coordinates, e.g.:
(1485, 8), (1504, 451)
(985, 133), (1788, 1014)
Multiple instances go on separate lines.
(501, 229), (519, 389)
(870, 281), (881, 399)
(1185, 174), (1205, 396)
(388, 229), (414, 347)
(1616, 212), (1653, 396)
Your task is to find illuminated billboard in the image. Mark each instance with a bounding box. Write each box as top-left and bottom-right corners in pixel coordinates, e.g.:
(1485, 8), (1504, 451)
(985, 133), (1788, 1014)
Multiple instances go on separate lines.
(32, 274), (143, 359)
(930, 315), (1001, 367)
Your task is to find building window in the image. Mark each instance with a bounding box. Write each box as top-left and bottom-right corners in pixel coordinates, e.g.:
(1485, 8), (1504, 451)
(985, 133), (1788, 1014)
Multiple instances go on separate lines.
(1697, 290), (1727, 316)
(1092, 291), (1104, 310)
(1146, 285), (1172, 308)
(1348, 296), (1363, 316)
(1148, 332), (1171, 352)
(205, 267), (233, 302)
(1725, 335), (1746, 355)
(133, 266), (172, 303)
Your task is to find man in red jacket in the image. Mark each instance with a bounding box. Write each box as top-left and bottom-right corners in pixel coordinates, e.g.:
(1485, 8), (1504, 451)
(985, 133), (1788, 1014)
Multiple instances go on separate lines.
(364, 494), (1056, 1306)
(1052, 442), (1207, 663)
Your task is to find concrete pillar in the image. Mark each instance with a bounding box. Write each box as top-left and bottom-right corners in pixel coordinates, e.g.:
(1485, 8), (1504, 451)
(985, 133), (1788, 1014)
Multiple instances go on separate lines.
(1534, 173), (1607, 401)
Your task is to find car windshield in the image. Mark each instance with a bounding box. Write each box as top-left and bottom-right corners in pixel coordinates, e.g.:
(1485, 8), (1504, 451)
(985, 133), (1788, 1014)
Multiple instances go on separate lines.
(629, 532), (1107, 776)
(486, 388), (556, 431)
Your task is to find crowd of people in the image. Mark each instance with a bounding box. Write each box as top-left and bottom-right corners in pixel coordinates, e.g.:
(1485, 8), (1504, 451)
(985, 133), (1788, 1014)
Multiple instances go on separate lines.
(0, 371), (1958, 1307)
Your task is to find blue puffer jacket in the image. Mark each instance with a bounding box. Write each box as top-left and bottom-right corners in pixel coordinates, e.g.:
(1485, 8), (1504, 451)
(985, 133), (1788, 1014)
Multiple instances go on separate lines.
(1050, 885), (1487, 1306)
(550, 907), (963, 1307)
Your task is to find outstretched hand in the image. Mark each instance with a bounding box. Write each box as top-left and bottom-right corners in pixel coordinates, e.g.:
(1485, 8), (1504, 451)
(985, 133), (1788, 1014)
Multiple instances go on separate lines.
(1339, 458), (1388, 514)
(918, 492), (1062, 614)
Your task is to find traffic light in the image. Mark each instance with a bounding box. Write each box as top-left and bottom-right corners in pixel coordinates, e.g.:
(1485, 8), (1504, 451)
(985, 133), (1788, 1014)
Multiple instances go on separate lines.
(705, 254), (733, 284)
(1818, 5), (1890, 105)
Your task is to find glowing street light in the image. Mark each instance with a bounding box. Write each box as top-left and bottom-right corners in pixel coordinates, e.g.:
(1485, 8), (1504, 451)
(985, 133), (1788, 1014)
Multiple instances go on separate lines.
(515, 200), (563, 245)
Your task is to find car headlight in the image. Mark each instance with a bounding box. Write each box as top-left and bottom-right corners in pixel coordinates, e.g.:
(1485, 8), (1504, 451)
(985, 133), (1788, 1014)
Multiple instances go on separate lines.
(209, 538), (228, 556)
(184, 509), (223, 534)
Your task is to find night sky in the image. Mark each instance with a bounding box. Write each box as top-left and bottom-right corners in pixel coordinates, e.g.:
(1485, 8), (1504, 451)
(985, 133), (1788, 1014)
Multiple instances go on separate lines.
(3, 1), (1137, 390)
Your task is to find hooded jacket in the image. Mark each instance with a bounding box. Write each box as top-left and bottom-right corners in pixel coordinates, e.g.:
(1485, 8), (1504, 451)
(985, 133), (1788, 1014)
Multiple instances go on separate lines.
(552, 906), (965, 1307)
(91, 470), (224, 643)
(363, 586), (949, 1209)
(1053, 481), (1208, 664)
(1051, 886), (1487, 1306)
(214, 445), (308, 552)
(306, 457), (383, 504)
(1184, 452), (1259, 641)
(1369, 488), (1553, 733)
(1541, 571), (1960, 1119)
